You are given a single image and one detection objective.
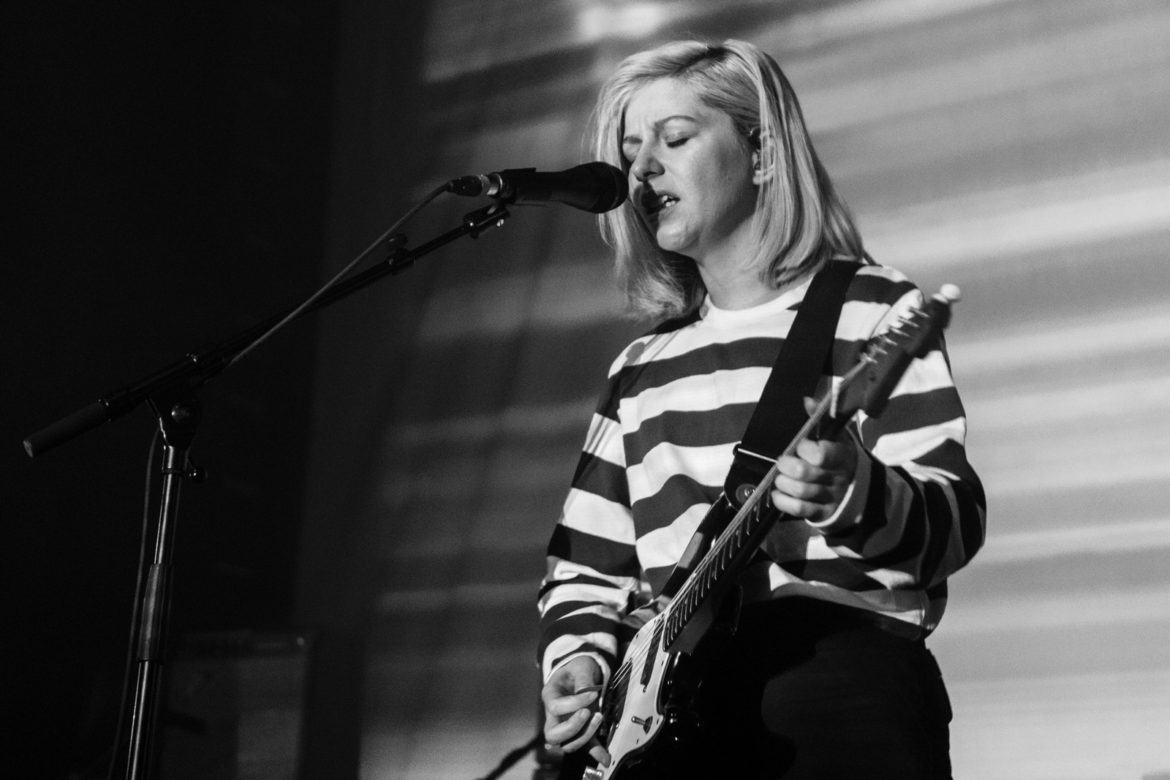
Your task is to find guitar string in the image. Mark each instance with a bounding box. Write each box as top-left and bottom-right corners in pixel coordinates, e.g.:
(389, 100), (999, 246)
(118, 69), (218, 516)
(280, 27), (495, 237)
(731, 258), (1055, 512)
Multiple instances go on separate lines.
(605, 363), (859, 695)
(658, 324), (909, 622)
(600, 301), (935, 700)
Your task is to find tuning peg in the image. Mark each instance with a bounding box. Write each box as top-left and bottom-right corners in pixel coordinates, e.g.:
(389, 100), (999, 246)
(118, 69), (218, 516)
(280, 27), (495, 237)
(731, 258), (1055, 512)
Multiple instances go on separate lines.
(936, 284), (961, 303)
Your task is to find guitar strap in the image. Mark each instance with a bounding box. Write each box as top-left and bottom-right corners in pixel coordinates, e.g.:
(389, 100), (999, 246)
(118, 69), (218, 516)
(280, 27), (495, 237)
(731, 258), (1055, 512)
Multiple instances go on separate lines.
(723, 259), (861, 507)
(660, 260), (861, 597)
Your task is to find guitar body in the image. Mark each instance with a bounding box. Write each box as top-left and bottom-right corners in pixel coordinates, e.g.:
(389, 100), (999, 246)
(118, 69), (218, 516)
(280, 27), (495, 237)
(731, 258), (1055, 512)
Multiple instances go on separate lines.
(571, 589), (740, 780)
(585, 612), (679, 780)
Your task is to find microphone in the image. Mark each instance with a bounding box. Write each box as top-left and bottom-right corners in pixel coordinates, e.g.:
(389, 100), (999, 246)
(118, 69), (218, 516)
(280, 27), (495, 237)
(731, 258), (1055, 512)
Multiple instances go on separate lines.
(446, 162), (628, 213)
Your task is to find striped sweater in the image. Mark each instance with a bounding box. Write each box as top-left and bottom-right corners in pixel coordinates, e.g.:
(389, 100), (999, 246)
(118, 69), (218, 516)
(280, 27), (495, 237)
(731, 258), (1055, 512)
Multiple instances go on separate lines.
(537, 262), (986, 682)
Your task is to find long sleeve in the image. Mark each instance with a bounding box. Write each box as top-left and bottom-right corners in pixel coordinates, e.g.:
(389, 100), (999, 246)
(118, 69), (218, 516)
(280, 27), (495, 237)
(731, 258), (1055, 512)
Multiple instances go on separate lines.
(810, 280), (986, 624)
(537, 263), (988, 677)
(536, 372), (643, 683)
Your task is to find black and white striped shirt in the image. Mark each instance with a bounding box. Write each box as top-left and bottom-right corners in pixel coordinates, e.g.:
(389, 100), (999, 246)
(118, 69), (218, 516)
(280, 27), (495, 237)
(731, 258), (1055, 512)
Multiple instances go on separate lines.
(538, 262), (986, 682)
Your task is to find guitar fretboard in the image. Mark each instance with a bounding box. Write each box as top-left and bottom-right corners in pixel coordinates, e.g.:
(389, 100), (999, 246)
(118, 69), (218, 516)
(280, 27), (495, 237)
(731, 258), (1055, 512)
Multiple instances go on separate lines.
(662, 496), (771, 649)
(658, 290), (954, 654)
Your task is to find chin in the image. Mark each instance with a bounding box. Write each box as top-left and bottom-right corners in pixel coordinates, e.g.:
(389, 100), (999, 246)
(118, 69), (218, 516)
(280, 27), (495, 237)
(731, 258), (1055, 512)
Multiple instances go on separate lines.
(654, 229), (694, 257)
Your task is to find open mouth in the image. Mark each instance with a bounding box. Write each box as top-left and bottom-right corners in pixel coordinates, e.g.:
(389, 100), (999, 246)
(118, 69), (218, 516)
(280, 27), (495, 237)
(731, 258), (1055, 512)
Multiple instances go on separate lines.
(641, 190), (679, 217)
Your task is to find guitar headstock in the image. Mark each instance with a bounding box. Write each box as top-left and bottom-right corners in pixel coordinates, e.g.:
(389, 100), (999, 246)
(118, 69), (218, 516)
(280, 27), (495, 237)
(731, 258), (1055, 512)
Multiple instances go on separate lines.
(834, 284), (961, 420)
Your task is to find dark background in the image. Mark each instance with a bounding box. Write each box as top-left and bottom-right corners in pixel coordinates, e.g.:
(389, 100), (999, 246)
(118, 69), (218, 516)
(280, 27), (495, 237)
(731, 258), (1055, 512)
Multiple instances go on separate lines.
(4, 3), (337, 774)
(6, 1), (1170, 778)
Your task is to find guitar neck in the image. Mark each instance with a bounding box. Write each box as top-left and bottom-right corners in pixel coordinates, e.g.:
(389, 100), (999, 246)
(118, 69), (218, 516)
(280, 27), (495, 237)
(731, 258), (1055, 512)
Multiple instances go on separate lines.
(656, 286), (958, 656)
(660, 381), (859, 654)
(661, 496), (772, 653)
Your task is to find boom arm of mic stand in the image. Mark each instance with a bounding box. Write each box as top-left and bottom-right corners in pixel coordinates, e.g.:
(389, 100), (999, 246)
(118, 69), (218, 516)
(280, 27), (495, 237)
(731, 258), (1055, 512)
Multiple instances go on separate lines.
(23, 198), (512, 780)
(22, 201), (512, 458)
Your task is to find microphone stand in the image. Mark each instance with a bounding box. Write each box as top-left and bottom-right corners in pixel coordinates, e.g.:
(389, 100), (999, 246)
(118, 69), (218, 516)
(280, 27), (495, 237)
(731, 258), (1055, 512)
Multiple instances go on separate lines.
(23, 200), (512, 779)
(125, 387), (200, 780)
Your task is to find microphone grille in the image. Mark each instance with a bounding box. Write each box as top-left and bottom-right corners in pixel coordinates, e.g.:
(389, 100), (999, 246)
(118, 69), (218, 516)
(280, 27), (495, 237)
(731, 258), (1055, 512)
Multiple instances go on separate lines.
(581, 162), (628, 213)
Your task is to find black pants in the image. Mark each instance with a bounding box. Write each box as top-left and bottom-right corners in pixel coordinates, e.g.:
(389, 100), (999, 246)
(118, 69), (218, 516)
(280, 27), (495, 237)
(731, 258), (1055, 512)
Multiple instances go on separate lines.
(683, 597), (953, 779)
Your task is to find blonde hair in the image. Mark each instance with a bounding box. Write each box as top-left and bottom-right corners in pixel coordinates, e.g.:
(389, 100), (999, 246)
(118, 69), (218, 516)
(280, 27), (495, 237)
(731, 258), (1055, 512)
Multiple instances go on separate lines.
(591, 39), (867, 319)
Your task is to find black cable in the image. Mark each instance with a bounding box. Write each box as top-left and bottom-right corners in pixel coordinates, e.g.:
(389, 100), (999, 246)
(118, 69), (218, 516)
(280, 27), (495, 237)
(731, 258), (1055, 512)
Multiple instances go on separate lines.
(71, 427), (162, 780)
(114, 427), (164, 778)
(228, 182), (448, 367)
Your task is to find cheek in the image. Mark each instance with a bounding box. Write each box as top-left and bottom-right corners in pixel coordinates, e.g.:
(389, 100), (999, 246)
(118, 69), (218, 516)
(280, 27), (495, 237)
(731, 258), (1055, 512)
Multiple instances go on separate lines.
(707, 164), (756, 219)
(703, 145), (754, 195)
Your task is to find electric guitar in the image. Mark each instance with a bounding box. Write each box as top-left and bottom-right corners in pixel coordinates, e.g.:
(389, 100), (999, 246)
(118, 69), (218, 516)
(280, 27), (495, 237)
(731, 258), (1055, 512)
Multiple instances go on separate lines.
(568, 285), (961, 780)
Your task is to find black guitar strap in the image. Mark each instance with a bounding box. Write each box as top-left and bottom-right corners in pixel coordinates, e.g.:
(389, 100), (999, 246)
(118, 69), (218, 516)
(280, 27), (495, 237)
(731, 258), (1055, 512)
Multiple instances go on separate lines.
(659, 260), (861, 597)
(723, 259), (861, 506)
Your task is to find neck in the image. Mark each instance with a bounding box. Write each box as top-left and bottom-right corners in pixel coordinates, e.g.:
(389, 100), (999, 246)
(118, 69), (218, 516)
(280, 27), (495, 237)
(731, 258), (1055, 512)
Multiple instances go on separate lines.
(692, 225), (788, 309)
(702, 271), (779, 309)
(699, 253), (810, 310)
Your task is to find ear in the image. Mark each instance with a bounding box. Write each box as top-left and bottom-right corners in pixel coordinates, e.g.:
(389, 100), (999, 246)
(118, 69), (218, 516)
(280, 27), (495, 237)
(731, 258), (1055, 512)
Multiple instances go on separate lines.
(750, 129), (778, 185)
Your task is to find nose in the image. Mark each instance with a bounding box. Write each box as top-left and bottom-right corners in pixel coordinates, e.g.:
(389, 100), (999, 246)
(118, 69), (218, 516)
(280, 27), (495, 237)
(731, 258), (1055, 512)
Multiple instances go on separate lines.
(629, 144), (662, 183)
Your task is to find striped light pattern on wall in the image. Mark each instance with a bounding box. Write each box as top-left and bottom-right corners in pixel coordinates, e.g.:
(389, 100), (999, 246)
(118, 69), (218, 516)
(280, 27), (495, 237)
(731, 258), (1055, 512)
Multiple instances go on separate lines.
(307, 1), (1170, 777)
